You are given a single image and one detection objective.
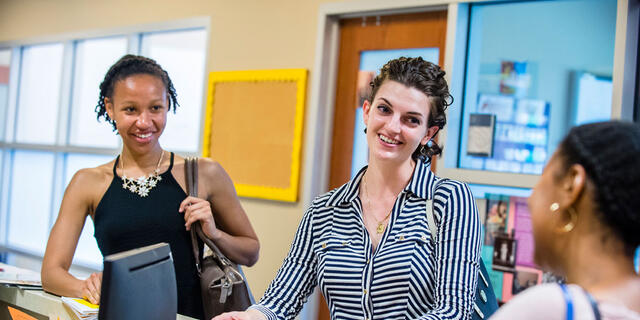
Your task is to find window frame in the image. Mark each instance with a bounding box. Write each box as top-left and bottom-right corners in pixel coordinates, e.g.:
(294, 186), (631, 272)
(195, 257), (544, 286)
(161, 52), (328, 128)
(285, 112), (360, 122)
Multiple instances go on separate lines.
(0, 17), (210, 270)
(305, 0), (638, 208)
(437, 0), (634, 189)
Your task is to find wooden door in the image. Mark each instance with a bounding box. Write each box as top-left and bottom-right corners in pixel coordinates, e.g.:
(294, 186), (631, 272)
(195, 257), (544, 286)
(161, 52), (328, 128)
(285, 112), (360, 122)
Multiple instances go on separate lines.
(328, 11), (448, 191)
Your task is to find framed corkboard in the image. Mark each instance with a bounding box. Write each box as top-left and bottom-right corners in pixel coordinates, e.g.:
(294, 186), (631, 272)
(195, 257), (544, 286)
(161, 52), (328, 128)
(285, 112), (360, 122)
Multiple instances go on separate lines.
(202, 69), (307, 202)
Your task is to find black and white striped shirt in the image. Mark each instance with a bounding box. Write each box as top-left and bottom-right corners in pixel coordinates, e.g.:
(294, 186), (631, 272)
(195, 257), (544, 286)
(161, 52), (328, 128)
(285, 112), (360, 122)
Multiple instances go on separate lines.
(251, 161), (482, 320)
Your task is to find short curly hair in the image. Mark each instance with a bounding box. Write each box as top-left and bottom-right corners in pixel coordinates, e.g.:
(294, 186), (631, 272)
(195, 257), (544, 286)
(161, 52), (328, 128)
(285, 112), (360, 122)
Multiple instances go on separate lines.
(368, 57), (453, 161)
(557, 121), (640, 256)
(96, 54), (179, 130)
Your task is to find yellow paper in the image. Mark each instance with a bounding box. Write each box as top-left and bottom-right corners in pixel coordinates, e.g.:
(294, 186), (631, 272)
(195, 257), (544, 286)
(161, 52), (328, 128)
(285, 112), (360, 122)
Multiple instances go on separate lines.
(72, 298), (99, 309)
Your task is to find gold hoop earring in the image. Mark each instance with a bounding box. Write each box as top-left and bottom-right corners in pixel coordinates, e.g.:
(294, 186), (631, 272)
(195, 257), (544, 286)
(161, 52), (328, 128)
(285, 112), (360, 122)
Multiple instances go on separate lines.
(559, 206), (578, 233)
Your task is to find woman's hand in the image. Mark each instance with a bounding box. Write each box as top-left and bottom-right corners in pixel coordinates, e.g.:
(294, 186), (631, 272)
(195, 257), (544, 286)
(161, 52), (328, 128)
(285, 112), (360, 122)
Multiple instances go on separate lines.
(179, 196), (220, 240)
(211, 310), (266, 320)
(80, 272), (102, 305)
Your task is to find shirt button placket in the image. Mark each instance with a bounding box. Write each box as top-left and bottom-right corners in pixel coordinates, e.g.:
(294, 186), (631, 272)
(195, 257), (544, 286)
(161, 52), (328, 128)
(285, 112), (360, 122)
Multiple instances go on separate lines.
(361, 247), (373, 320)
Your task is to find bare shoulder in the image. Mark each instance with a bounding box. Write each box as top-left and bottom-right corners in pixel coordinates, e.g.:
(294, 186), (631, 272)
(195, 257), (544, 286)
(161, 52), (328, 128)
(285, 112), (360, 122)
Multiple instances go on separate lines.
(491, 284), (564, 320)
(197, 157), (229, 180)
(66, 160), (115, 200)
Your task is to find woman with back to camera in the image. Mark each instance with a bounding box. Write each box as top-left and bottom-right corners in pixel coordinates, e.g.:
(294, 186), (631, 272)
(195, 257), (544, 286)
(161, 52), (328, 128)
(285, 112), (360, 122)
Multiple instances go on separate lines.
(491, 121), (640, 320)
(41, 54), (260, 320)
(214, 57), (482, 320)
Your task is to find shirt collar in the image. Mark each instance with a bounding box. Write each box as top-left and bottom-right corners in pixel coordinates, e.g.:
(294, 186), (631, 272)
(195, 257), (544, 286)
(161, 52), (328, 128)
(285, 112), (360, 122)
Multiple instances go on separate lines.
(325, 158), (437, 207)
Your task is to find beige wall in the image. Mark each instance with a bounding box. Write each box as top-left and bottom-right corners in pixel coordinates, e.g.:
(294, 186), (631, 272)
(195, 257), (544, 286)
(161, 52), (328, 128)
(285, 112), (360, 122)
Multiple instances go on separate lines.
(0, 0), (351, 297)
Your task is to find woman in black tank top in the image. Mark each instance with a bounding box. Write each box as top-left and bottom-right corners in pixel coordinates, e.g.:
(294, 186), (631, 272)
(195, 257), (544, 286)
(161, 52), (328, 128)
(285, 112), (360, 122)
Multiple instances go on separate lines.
(41, 55), (260, 320)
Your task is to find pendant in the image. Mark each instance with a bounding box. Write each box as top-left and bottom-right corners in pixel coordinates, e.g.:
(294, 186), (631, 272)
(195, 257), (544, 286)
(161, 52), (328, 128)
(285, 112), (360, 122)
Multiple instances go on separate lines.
(376, 223), (385, 234)
(122, 170), (161, 197)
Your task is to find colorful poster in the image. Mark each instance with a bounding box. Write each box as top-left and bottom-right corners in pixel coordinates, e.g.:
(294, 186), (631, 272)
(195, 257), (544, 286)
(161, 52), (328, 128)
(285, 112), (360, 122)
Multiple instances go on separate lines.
(500, 60), (530, 98)
(502, 272), (514, 302)
(468, 94), (549, 175)
(492, 234), (517, 273)
(484, 194), (509, 246)
(511, 196), (536, 267)
(482, 245), (503, 301)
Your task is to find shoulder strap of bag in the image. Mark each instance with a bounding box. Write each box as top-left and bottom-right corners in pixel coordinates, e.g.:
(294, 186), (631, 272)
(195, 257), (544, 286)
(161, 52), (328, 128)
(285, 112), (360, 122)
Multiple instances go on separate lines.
(560, 283), (574, 320)
(184, 157), (233, 274)
(425, 178), (449, 241)
(425, 178), (498, 319)
(581, 286), (602, 320)
(185, 157), (202, 272)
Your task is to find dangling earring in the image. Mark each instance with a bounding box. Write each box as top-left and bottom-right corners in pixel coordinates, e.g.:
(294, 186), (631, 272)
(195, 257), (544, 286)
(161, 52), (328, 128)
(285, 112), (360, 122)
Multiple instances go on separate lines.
(550, 203), (577, 233)
(560, 207), (578, 233)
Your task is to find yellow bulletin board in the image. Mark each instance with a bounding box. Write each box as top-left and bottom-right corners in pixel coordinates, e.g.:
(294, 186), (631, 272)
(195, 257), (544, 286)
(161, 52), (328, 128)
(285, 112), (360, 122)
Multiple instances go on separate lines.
(202, 69), (307, 202)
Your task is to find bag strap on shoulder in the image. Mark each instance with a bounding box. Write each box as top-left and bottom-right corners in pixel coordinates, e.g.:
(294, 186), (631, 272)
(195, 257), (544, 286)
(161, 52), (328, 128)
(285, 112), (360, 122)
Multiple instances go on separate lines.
(425, 177), (498, 319)
(560, 283), (574, 320)
(425, 178), (449, 242)
(184, 157), (233, 273)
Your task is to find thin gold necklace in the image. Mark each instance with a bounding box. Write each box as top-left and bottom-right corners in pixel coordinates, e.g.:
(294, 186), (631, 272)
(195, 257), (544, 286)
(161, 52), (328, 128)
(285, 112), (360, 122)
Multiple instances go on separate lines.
(363, 175), (392, 234)
(120, 151), (164, 197)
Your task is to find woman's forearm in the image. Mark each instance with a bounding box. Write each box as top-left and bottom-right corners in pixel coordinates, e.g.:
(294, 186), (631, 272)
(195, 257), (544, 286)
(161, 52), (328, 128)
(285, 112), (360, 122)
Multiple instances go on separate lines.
(41, 266), (84, 298)
(209, 230), (260, 266)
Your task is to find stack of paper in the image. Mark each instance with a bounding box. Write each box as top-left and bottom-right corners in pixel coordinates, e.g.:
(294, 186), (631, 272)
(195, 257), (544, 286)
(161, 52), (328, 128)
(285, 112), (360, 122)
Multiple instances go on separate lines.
(0, 262), (42, 287)
(61, 297), (98, 320)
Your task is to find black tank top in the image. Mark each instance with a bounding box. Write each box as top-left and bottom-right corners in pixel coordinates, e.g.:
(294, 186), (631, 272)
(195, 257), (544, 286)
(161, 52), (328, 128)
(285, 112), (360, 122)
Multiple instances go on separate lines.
(94, 152), (204, 319)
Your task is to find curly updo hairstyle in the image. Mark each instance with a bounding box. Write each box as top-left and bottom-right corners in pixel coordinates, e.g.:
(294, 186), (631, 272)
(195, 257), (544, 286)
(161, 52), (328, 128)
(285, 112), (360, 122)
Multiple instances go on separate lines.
(557, 121), (640, 256)
(368, 57), (453, 161)
(96, 54), (179, 131)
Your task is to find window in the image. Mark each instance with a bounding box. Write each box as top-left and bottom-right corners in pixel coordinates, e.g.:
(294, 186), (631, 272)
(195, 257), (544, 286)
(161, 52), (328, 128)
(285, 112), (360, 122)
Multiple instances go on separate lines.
(15, 44), (64, 144)
(140, 29), (207, 152)
(0, 26), (208, 269)
(455, 0), (617, 176)
(69, 37), (128, 149)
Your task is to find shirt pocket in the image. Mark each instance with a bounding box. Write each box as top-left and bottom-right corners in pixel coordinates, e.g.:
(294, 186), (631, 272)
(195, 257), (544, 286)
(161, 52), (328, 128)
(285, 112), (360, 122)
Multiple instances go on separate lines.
(391, 230), (431, 246)
(315, 235), (353, 254)
(315, 235), (361, 281)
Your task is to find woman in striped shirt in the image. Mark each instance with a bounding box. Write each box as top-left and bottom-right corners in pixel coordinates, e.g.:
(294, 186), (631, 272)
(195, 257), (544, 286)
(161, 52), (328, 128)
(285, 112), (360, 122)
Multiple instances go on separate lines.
(214, 57), (482, 320)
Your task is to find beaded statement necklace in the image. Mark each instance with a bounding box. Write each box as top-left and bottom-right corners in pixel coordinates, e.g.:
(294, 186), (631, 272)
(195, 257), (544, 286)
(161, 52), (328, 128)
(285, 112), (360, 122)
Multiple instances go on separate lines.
(363, 175), (392, 234)
(120, 151), (164, 197)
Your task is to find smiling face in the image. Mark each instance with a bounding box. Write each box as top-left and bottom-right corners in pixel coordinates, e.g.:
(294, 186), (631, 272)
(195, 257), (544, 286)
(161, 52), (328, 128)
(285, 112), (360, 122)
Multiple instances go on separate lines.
(363, 80), (439, 166)
(105, 74), (168, 155)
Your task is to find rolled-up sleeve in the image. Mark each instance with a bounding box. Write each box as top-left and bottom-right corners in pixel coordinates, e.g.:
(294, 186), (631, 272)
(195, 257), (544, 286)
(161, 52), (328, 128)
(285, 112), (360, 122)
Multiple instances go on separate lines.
(418, 182), (482, 320)
(249, 203), (318, 320)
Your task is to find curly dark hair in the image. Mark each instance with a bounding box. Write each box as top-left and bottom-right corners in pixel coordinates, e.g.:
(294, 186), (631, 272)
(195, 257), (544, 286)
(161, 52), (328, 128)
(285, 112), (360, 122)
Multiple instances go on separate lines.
(557, 121), (640, 256)
(368, 57), (453, 161)
(96, 54), (179, 130)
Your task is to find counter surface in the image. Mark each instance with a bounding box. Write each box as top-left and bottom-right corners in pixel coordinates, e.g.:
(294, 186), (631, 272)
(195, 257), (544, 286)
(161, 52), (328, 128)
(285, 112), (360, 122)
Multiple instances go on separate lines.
(0, 284), (196, 320)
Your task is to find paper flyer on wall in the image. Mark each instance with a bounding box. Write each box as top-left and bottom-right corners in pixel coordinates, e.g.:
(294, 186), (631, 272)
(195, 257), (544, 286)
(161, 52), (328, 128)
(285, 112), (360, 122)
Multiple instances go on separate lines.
(484, 194), (509, 246)
(481, 245), (503, 301)
(511, 196), (537, 267)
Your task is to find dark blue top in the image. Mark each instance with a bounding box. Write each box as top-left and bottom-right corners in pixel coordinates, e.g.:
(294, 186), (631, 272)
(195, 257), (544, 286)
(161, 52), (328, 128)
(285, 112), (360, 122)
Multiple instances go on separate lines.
(94, 152), (204, 319)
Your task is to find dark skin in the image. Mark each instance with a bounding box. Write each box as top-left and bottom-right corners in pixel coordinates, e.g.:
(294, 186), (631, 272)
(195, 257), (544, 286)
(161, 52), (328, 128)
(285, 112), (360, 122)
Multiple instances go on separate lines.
(528, 151), (640, 313)
(42, 74), (259, 305)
